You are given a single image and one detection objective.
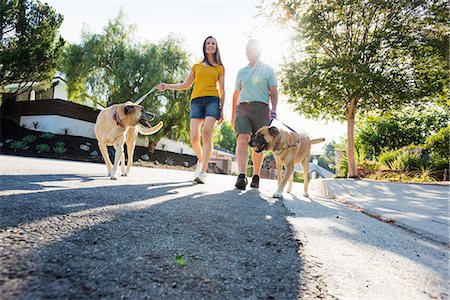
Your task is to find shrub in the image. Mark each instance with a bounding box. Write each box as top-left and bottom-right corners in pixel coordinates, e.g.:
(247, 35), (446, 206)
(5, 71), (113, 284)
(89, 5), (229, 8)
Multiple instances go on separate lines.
(55, 141), (65, 148)
(425, 125), (449, 159)
(40, 132), (55, 140)
(164, 157), (174, 165)
(336, 154), (348, 177)
(378, 146), (429, 171)
(22, 135), (37, 143)
(53, 145), (66, 154)
(10, 140), (29, 151)
(35, 144), (50, 153)
(378, 149), (401, 169)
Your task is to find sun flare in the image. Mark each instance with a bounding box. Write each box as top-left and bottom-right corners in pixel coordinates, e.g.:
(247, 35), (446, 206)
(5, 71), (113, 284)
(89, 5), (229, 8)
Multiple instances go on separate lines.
(251, 24), (291, 68)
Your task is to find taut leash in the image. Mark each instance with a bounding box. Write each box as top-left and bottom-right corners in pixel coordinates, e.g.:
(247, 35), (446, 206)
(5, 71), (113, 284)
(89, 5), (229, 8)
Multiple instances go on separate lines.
(135, 85), (157, 105)
(268, 113), (297, 133)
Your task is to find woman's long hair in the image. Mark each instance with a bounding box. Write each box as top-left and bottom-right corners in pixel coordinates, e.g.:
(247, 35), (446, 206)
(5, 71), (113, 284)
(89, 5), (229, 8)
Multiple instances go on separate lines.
(202, 36), (223, 66)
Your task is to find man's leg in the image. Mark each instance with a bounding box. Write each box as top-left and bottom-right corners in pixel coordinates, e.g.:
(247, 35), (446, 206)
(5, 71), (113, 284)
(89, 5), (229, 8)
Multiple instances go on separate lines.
(250, 147), (264, 188)
(235, 133), (250, 189)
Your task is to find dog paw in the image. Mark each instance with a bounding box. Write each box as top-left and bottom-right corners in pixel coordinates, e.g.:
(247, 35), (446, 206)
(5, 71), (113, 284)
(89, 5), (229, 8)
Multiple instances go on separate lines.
(110, 174), (118, 180)
(303, 192), (309, 198)
(273, 192), (283, 199)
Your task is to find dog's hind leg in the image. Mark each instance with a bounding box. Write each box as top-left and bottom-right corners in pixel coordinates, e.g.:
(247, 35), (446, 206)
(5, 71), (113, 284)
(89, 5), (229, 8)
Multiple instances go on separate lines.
(98, 142), (113, 176)
(120, 150), (126, 176)
(111, 141), (124, 180)
(302, 160), (309, 197)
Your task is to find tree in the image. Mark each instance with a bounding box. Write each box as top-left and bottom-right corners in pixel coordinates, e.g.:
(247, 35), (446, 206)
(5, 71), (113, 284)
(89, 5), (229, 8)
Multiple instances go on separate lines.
(355, 105), (449, 158)
(318, 141), (337, 172)
(0, 0), (65, 93)
(60, 12), (192, 151)
(267, 0), (448, 177)
(214, 120), (237, 152)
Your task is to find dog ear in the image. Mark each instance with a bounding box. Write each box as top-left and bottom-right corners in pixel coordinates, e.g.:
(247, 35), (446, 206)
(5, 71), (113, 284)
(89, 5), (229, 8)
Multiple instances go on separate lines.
(268, 126), (279, 136)
(124, 105), (135, 115)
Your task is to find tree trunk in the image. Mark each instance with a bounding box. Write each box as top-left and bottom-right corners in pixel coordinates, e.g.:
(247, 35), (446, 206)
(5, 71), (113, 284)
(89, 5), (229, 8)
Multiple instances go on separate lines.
(347, 98), (358, 178)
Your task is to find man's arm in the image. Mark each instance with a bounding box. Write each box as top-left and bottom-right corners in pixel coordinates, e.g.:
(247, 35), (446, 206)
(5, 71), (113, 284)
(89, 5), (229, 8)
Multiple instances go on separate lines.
(269, 86), (278, 118)
(231, 89), (240, 128)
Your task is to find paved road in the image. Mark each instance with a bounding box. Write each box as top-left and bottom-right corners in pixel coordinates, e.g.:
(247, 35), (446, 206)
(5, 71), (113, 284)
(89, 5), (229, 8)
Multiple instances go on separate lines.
(0, 155), (449, 299)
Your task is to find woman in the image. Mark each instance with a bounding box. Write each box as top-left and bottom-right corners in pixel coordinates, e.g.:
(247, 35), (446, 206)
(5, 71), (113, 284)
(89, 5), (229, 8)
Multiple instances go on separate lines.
(157, 36), (225, 184)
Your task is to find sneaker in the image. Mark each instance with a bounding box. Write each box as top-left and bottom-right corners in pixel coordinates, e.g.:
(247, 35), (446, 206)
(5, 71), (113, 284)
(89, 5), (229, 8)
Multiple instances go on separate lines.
(195, 171), (206, 184)
(250, 175), (260, 188)
(235, 174), (248, 190)
(194, 162), (202, 178)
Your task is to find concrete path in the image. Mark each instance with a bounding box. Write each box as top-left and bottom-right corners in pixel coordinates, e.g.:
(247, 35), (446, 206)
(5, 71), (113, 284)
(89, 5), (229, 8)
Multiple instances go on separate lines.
(1, 155), (449, 299)
(309, 179), (450, 245)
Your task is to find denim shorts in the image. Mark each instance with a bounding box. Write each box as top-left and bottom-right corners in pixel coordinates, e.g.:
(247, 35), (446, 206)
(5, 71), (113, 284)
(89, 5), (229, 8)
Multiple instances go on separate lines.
(190, 96), (221, 119)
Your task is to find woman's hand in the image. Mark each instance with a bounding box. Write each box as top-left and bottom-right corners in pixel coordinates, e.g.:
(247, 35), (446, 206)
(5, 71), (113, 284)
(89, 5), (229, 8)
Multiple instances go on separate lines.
(156, 83), (166, 91)
(217, 110), (224, 125)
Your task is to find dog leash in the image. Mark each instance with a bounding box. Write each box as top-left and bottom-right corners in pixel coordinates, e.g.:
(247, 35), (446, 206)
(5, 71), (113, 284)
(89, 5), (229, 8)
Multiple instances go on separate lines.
(134, 85), (157, 105)
(268, 113), (297, 133)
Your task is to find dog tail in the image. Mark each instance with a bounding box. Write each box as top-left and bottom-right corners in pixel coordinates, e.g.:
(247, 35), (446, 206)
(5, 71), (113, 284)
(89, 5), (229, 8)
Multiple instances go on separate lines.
(310, 138), (325, 145)
(137, 121), (163, 135)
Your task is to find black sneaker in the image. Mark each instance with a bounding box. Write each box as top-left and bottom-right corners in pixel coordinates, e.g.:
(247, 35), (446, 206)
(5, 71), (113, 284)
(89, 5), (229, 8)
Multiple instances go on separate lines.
(235, 174), (248, 190)
(250, 175), (260, 188)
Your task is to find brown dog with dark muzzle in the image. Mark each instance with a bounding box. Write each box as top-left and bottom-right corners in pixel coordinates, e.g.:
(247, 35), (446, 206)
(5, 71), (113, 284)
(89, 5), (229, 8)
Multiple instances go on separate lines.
(249, 126), (325, 198)
(94, 101), (163, 179)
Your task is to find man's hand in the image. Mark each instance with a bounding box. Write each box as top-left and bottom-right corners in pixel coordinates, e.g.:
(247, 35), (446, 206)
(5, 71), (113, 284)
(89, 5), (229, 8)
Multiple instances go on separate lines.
(269, 109), (277, 120)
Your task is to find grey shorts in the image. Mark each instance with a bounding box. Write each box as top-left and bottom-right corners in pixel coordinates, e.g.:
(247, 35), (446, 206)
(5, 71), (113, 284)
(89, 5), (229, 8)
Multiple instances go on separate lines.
(234, 102), (269, 136)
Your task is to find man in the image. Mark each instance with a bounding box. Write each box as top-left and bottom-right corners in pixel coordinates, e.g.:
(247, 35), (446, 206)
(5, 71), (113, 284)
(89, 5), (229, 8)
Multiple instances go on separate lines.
(231, 39), (278, 190)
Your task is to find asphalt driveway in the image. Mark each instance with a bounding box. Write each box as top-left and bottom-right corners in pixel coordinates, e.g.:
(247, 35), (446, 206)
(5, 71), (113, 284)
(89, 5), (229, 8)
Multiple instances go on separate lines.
(0, 155), (300, 299)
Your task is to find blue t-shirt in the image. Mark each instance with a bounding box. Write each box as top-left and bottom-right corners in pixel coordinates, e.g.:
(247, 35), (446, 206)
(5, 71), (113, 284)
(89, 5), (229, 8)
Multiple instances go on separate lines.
(234, 62), (277, 104)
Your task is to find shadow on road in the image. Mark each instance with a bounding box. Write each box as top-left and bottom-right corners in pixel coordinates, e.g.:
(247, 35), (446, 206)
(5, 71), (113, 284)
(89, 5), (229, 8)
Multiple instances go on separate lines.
(0, 174), (301, 299)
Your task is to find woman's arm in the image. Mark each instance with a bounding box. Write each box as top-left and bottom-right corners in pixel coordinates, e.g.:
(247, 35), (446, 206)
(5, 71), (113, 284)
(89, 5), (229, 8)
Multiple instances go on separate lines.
(157, 70), (195, 91)
(217, 74), (225, 124)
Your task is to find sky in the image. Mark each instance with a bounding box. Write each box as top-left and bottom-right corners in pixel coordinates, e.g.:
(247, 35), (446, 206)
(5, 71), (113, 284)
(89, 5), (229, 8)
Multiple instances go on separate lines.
(45, 0), (346, 153)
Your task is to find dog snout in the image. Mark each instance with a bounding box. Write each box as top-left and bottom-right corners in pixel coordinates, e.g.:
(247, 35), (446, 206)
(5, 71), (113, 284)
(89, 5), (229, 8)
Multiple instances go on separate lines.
(143, 111), (154, 121)
(248, 136), (256, 147)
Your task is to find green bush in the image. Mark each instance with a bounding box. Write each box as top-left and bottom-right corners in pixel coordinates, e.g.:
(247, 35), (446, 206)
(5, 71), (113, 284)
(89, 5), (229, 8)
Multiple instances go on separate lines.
(40, 132), (55, 140)
(336, 154), (348, 177)
(293, 172), (304, 183)
(55, 141), (65, 148)
(378, 149), (401, 168)
(10, 140), (29, 151)
(22, 135), (37, 143)
(53, 145), (66, 154)
(425, 125), (449, 159)
(35, 144), (50, 153)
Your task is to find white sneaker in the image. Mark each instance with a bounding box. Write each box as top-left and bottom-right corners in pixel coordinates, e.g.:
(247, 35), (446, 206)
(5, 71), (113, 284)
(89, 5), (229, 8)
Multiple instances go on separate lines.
(195, 171), (207, 184)
(194, 162), (202, 178)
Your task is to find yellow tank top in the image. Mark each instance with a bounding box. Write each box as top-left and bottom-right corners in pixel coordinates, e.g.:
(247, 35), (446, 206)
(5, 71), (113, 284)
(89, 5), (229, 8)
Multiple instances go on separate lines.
(190, 63), (224, 100)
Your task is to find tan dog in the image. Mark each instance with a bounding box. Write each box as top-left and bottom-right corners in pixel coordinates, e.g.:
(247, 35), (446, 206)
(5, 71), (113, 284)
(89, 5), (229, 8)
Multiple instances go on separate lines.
(249, 126), (324, 198)
(94, 101), (163, 179)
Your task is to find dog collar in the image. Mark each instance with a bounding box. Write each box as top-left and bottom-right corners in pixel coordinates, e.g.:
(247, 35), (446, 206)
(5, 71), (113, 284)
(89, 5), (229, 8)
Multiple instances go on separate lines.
(112, 109), (125, 128)
(273, 135), (299, 152)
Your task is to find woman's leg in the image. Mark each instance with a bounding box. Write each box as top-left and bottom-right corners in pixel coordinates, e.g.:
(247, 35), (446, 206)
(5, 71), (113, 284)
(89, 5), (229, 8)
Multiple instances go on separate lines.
(200, 116), (216, 172)
(190, 118), (204, 162)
